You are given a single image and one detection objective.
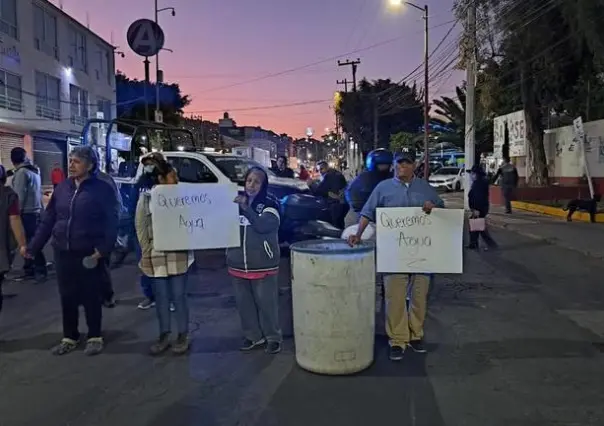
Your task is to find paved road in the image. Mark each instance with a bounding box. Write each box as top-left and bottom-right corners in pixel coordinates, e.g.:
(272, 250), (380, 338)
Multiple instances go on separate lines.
(1, 232), (603, 426)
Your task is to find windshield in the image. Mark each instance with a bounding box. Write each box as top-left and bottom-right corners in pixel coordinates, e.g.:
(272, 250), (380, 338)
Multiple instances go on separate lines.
(206, 155), (274, 184)
(434, 167), (460, 175)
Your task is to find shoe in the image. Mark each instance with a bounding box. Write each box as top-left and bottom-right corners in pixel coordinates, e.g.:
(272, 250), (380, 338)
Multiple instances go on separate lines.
(240, 338), (266, 352)
(84, 338), (104, 356)
(149, 333), (171, 355)
(137, 299), (155, 310)
(265, 341), (282, 354)
(170, 303), (175, 312)
(51, 338), (78, 356)
(103, 297), (117, 308)
(409, 340), (427, 353)
(389, 345), (405, 361)
(172, 333), (190, 355)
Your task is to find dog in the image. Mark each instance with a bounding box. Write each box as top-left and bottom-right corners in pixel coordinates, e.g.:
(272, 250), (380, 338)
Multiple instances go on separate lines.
(563, 194), (601, 223)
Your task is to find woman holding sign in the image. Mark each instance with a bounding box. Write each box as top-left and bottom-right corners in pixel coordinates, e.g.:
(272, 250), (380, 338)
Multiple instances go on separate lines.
(135, 153), (194, 356)
(227, 167), (283, 355)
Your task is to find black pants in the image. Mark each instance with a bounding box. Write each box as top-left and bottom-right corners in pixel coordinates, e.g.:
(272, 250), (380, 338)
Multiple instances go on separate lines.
(100, 257), (114, 302)
(22, 213), (47, 277)
(55, 250), (103, 340)
(0, 273), (4, 315)
(501, 187), (513, 213)
(328, 202), (348, 229)
(469, 213), (498, 249)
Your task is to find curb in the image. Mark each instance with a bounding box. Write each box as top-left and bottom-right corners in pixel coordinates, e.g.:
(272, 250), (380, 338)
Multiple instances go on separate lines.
(511, 201), (604, 223)
(487, 219), (604, 260)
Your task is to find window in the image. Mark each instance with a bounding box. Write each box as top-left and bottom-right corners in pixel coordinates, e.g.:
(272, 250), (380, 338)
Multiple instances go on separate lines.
(35, 71), (61, 120)
(95, 45), (112, 84)
(69, 84), (88, 125)
(167, 157), (218, 184)
(0, 69), (21, 111)
(67, 26), (87, 72)
(0, 0), (17, 39)
(96, 97), (111, 120)
(33, 4), (58, 59)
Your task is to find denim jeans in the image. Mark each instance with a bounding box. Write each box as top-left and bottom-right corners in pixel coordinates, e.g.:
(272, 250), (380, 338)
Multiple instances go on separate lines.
(21, 212), (47, 276)
(232, 274), (282, 343)
(151, 272), (190, 335)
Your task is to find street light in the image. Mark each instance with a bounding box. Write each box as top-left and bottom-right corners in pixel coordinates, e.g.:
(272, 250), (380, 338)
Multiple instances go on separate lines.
(154, 2), (176, 122)
(389, 1), (430, 178)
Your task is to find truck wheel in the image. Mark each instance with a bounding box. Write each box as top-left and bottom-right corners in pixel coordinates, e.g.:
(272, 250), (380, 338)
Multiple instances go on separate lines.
(455, 181), (461, 191)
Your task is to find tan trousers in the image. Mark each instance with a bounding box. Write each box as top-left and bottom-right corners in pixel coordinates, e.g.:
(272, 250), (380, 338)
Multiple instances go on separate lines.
(383, 274), (430, 347)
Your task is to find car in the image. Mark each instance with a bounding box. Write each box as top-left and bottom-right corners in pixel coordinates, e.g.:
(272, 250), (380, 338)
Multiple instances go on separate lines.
(428, 166), (464, 191)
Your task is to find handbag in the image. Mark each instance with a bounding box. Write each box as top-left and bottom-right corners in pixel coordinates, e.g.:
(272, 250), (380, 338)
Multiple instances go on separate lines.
(469, 217), (486, 232)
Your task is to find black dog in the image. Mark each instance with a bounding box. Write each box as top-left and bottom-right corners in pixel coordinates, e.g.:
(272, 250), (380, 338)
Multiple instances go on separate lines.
(563, 194), (601, 223)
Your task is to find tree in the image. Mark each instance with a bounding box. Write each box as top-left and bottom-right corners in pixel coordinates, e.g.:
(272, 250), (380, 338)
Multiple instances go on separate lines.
(431, 85), (493, 156)
(335, 78), (424, 155)
(455, 0), (604, 185)
(389, 132), (416, 153)
(115, 71), (191, 125)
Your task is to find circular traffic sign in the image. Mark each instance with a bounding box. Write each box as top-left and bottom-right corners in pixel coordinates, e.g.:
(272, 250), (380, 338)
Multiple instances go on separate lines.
(126, 19), (165, 57)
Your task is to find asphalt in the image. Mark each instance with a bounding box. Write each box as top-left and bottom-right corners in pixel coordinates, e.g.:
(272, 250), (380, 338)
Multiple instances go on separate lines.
(1, 231), (604, 426)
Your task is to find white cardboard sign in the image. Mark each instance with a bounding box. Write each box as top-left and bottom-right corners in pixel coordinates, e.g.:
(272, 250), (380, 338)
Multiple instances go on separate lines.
(376, 207), (464, 274)
(150, 183), (240, 251)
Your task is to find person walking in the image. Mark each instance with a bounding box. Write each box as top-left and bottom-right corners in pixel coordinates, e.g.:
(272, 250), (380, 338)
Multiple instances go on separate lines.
(50, 162), (65, 189)
(347, 152), (444, 362)
(493, 156), (518, 214)
(25, 146), (119, 356)
(227, 167), (282, 354)
(10, 147), (47, 282)
(135, 153), (193, 355)
(0, 165), (27, 317)
(468, 165), (498, 250)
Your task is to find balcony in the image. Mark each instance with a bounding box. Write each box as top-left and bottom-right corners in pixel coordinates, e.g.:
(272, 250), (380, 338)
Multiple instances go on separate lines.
(70, 115), (88, 126)
(0, 94), (22, 112)
(36, 105), (61, 121)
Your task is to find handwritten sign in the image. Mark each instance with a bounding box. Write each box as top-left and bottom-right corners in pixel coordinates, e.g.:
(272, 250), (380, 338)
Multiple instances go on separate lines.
(375, 207), (464, 274)
(149, 183), (240, 251)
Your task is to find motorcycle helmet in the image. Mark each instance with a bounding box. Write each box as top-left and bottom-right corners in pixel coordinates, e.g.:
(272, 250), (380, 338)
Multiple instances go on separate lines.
(365, 148), (394, 171)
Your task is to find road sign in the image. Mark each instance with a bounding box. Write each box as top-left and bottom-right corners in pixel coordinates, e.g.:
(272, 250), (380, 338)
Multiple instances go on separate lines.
(127, 19), (165, 57)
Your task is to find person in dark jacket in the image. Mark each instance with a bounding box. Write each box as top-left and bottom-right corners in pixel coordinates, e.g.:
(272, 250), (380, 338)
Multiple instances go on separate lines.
(492, 156), (518, 214)
(24, 146), (119, 356)
(0, 165), (27, 317)
(313, 160), (348, 228)
(10, 147), (47, 281)
(227, 167), (282, 354)
(271, 156), (295, 179)
(468, 164), (498, 250)
(344, 148), (393, 228)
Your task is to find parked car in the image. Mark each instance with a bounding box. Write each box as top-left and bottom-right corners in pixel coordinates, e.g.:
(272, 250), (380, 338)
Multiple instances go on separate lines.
(428, 166), (464, 191)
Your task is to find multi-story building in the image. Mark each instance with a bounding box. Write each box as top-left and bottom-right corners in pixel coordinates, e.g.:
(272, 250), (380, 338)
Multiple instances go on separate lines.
(0, 0), (116, 184)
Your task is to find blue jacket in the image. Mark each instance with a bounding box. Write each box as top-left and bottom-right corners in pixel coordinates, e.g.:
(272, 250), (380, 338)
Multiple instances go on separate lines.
(29, 176), (119, 257)
(346, 170), (391, 212)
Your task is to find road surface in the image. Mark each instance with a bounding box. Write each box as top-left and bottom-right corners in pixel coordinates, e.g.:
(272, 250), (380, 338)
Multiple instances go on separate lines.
(1, 231), (603, 426)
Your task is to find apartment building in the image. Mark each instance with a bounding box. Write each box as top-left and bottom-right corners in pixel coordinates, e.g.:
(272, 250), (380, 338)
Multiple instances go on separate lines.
(0, 0), (116, 184)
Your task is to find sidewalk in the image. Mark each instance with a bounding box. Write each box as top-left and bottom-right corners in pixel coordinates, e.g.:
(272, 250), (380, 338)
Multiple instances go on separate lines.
(443, 194), (604, 259)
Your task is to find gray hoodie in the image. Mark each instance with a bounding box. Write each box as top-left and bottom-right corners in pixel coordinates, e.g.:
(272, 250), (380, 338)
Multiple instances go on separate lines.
(11, 161), (42, 214)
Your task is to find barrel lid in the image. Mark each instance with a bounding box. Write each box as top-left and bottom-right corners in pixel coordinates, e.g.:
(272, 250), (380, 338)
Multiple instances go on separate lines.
(290, 239), (375, 255)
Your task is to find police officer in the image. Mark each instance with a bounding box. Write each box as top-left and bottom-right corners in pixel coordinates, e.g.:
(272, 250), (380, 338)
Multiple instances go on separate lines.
(344, 148), (393, 228)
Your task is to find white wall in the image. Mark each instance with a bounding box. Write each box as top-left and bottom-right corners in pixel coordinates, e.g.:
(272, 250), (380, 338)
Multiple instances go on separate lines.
(0, 0), (116, 134)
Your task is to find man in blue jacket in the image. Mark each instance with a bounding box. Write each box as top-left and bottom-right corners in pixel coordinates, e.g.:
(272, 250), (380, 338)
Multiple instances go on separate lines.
(348, 152), (444, 362)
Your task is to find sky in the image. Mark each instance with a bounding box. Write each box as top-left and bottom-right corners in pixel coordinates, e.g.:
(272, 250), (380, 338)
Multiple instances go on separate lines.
(51, 0), (463, 137)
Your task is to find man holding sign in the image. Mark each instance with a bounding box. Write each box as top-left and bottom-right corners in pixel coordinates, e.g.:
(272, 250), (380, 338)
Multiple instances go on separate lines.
(348, 152), (444, 362)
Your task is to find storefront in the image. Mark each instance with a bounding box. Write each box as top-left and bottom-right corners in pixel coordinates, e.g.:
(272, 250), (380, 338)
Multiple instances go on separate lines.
(31, 131), (74, 186)
(0, 131), (25, 171)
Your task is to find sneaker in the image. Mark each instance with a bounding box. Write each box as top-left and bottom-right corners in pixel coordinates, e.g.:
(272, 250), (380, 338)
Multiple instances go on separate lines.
(170, 303), (175, 312)
(265, 341), (282, 354)
(51, 338), (78, 356)
(103, 297), (117, 308)
(389, 345), (405, 361)
(240, 338), (266, 352)
(149, 333), (171, 356)
(172, 333), (190, 355)
(137, 299), (155, 310)
(84, 338), (104, 356)
(409, 340), (427, 353)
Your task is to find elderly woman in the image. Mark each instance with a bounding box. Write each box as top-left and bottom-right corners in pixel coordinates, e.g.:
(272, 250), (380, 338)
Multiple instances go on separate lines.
(25, 146), (118, 356)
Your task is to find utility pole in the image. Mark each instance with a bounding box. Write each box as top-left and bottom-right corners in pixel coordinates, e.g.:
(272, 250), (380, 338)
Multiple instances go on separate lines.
(463, 1), (477, 209)
(422, 4), (430, 179)
(144, 57), (150, 121)
(154, 0), (161, 122)
(336, 78), (350, 93)
(337, 59), (361, 92)
(373, 96), (379, 150)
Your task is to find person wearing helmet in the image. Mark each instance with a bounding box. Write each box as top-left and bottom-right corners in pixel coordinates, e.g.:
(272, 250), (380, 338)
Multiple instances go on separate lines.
(344, 148), (393, 227)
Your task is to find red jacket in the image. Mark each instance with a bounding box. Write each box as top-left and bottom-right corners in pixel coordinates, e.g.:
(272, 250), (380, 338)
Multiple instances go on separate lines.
(50, 168), (65, 185)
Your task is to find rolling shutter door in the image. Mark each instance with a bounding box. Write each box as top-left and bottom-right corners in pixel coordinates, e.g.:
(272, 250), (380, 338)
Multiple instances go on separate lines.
(33, 138), (66, 186)
(0, 132), (24, 171)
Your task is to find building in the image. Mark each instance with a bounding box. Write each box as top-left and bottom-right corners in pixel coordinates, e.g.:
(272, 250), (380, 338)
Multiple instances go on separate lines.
(0, 0), (116, 184)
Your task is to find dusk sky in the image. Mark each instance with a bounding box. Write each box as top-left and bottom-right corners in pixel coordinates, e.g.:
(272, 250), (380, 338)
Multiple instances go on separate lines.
(52, 0), (463, 137)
